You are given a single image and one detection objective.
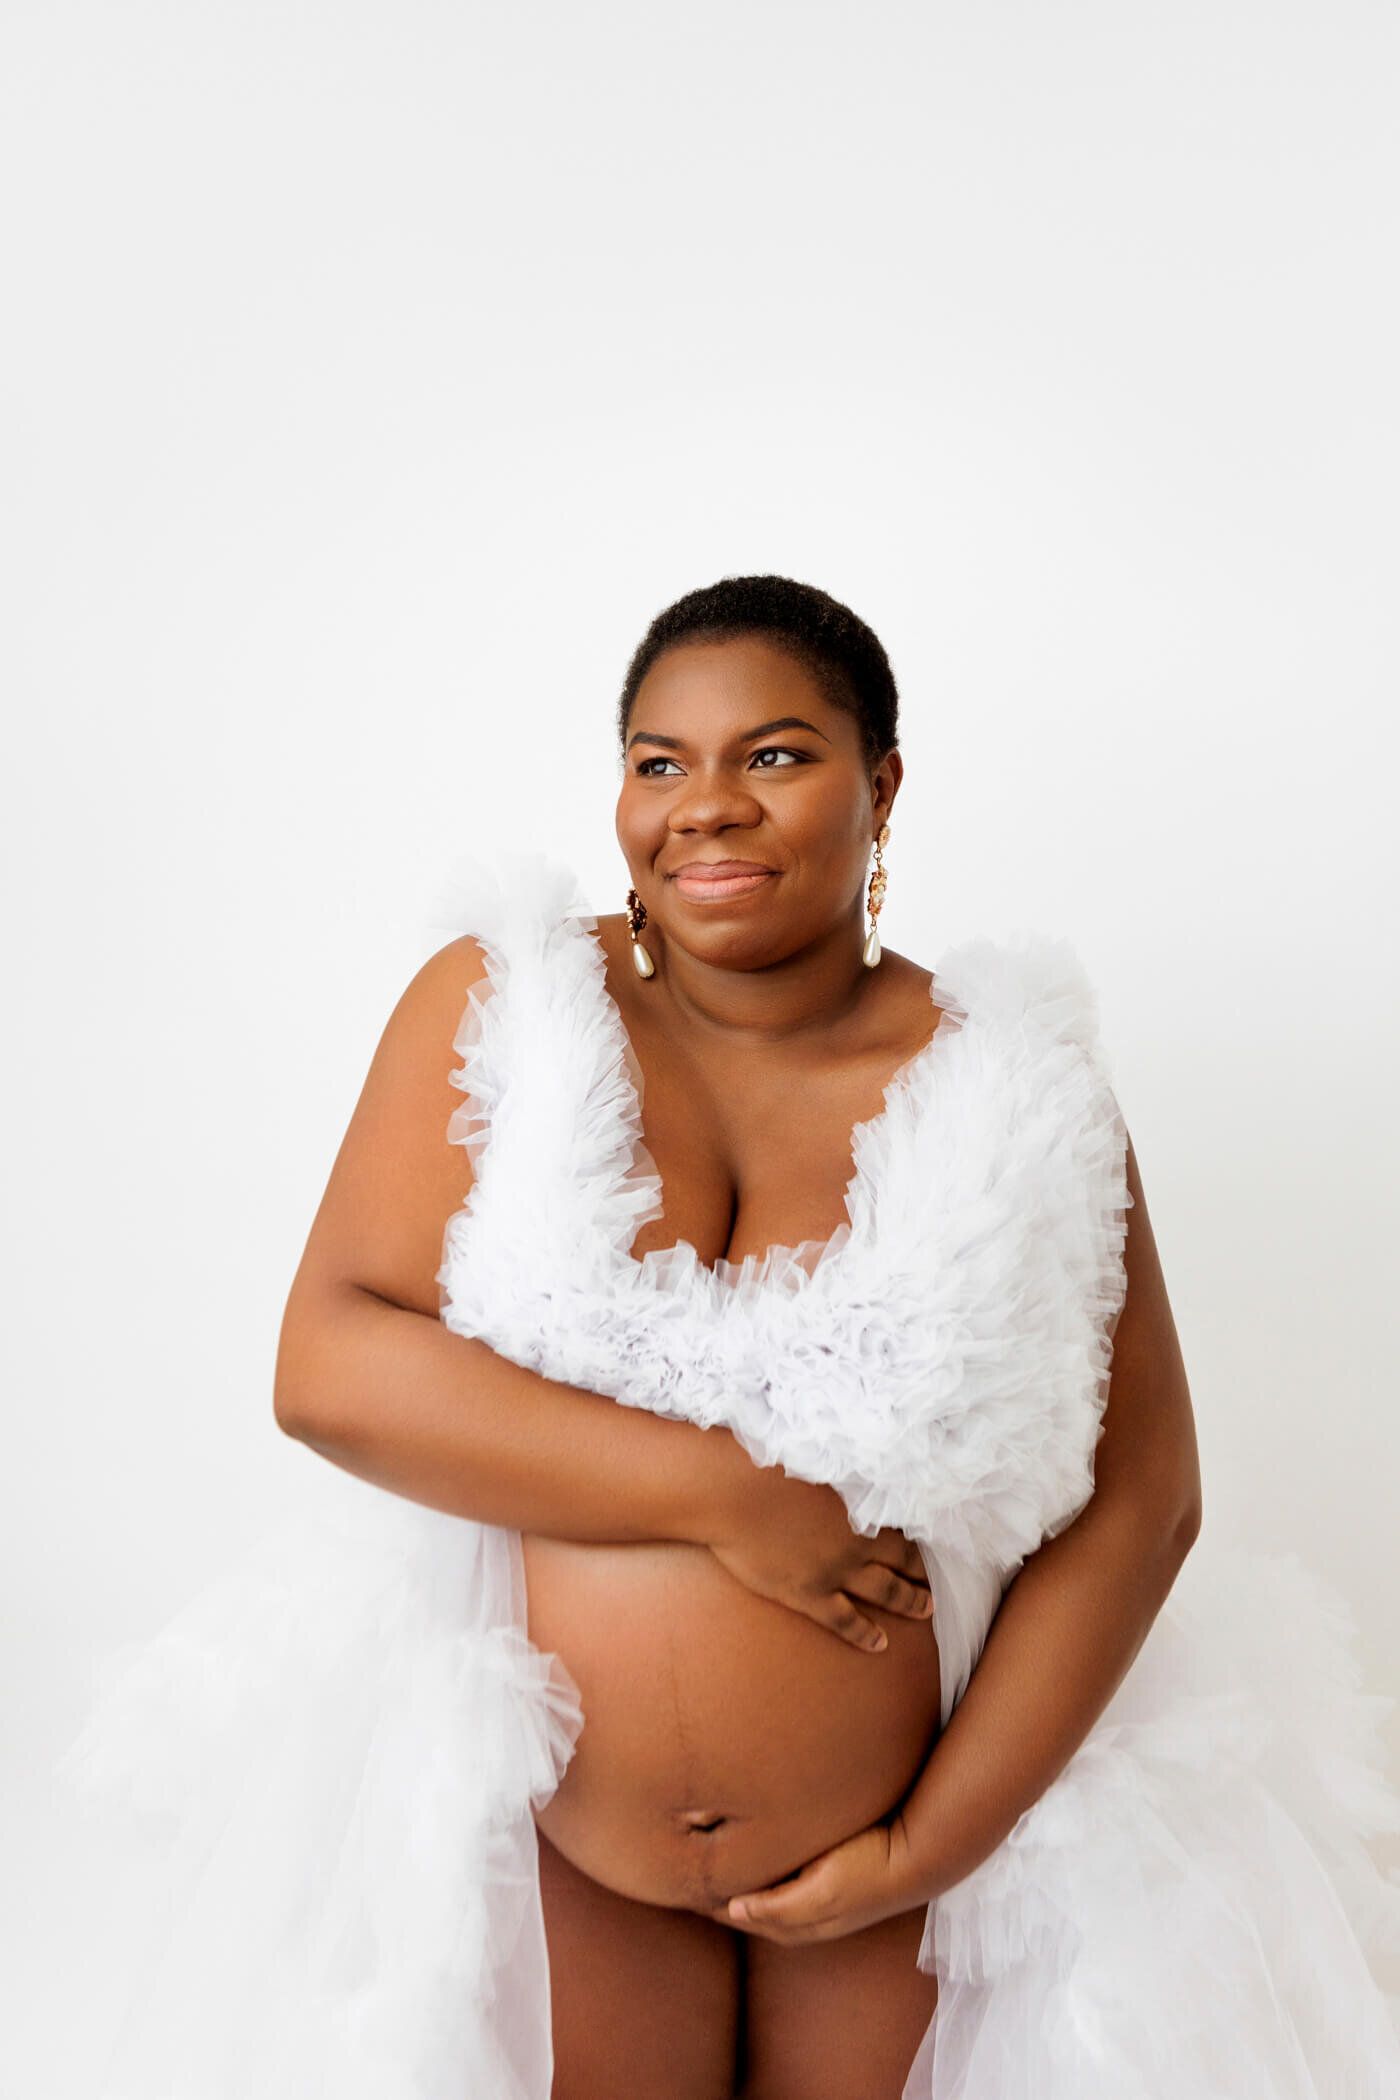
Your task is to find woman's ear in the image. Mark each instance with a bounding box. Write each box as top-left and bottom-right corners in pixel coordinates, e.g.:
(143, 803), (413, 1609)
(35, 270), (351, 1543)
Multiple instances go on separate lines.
(872, 747), (903, 827)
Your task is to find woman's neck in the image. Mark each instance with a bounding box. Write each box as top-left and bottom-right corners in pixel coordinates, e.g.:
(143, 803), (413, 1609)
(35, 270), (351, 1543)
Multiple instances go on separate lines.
(644, 902), (881, 1052)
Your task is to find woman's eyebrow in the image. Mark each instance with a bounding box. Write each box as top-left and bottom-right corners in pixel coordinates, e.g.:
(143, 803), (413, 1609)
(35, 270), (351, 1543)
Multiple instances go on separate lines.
(625, 715), (831, 752)
(743, 716), (831, 743)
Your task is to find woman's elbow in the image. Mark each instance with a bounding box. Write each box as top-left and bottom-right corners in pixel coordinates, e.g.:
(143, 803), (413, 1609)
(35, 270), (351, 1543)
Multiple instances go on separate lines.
(273, 1277), (389, 1448)
(273, 1379), (314, 1442)
(1171, 1416), (1204, 1559)
(273, 1354), (320, 1442)
(1101, 1460), (1202, 1575)
(272, 1289), (338, 1443)
(273, 1360), (352, 1452)
(1146, 1441), (1202, 1568)
(1173, 1480), (1204, 1557)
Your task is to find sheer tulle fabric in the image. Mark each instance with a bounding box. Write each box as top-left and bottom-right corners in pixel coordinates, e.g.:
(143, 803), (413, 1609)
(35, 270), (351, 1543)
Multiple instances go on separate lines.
(15, 848), (1400, 2097)
(30, 1483), (582, 2098)
(921, 1545), (1400, 2097)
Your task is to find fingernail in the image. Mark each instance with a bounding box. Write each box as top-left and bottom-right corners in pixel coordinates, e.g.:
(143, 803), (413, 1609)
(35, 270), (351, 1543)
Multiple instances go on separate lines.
(871, 1630), (887, 1651)
(729, 1899), (749, 1921)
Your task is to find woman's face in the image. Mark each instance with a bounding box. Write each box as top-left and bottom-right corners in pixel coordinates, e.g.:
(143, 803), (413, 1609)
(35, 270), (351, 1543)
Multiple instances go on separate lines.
(615, 635), (901, 971)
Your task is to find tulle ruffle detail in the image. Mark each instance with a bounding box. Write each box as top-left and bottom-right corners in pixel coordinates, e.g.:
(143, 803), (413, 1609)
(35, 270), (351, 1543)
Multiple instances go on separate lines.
(910, 1539), (1400, 2097)
(28, 1479), (582, 2099)
(436, 866), (1133, 1601)
(432, 849), (667, 1280)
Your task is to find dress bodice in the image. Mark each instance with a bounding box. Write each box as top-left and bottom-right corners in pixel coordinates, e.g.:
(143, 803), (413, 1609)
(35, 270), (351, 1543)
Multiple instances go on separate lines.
(435, 851), (1133, 1595)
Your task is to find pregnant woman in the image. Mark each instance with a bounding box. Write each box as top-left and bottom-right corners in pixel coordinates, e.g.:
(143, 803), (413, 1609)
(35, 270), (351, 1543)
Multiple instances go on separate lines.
(37, 575), (1400, 2098)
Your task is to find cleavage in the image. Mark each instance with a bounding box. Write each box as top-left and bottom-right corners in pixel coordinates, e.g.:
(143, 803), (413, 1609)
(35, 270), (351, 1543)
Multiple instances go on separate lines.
(622, 1049), (872, 1271)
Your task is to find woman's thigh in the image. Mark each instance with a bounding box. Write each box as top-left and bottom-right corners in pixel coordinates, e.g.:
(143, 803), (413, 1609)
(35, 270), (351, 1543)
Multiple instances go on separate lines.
(738, 1905), (938, 2100)
(537, 1825), (742, 2100)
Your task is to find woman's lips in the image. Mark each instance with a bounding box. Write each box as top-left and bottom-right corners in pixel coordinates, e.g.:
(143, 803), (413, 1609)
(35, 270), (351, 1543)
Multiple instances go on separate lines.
(669, 861), (777, 902)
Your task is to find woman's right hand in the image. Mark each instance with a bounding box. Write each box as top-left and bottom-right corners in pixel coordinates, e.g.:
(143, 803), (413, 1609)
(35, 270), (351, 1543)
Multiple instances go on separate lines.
(702, 1441), (935, 1652)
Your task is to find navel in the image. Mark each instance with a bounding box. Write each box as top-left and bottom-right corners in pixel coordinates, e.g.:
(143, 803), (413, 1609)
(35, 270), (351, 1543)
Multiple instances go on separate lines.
(676, 1808), (730, 1835)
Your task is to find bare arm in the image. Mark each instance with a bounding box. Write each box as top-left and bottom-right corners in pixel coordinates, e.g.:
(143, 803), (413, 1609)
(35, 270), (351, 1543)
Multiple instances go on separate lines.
(273, 933), (744, 1542)
(273, 933), (933, 1645)
(715, 1127), (1204, 1939)
(282, 1286), (744, 1542)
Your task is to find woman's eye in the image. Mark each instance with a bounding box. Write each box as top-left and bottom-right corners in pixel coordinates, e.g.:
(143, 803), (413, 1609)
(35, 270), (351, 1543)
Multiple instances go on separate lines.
(633, 747), (805, 777)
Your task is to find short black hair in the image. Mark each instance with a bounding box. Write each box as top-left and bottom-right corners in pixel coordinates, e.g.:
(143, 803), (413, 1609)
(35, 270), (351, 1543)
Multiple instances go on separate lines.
(617, 574), (899, 768)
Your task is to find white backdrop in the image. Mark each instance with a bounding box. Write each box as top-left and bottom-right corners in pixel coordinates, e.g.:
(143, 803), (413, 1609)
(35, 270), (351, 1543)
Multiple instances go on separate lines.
(4, 0), (1397, 1968)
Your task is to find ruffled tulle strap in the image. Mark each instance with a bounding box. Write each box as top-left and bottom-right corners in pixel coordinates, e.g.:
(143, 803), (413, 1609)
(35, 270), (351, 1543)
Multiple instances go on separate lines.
(432, 849), (666, 1356)
(931, 927), (1112, 1070)
(421, 845), (592, 960)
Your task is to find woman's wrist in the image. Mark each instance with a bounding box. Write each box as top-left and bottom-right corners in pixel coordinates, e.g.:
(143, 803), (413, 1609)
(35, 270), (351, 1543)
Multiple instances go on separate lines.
(887, 1803), (948, 1910)
(669, 1419), (758, 1548)
(891, 1766), (972, 1906)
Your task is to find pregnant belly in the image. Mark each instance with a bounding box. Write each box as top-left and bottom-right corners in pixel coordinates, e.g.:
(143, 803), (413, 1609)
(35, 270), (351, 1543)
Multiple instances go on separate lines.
(521, 1534), (942, 1914)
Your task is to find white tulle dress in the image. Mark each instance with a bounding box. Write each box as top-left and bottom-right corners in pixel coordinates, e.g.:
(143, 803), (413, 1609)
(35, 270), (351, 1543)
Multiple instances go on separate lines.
(20, 850), (1400, 2099)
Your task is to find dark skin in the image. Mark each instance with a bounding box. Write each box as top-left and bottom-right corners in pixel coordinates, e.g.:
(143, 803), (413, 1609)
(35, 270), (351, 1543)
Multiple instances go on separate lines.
(712, 1112), (1197, 1946)
(276, 632), (1201, 2092)
(602, 640), (1200, 1947)
(609, 636), (937, 1278)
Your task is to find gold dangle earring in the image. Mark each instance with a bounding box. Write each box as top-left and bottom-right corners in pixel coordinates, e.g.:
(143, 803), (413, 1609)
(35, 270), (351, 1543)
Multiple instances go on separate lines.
(863, 823), (890, 968)
(625, 887), (655, 979)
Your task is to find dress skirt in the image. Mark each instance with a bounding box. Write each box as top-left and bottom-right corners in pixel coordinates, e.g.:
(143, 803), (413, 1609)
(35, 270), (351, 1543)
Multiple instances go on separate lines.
(9, 1473), (1400, 2098)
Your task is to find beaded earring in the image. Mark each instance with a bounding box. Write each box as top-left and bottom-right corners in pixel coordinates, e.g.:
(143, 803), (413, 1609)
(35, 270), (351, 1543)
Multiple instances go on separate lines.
(625, 887), (655, 979)
(863, 823), (890, 968)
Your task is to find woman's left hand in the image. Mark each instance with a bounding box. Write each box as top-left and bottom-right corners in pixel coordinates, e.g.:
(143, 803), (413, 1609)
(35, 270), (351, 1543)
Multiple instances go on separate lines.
(706, 1811), (930, 1944)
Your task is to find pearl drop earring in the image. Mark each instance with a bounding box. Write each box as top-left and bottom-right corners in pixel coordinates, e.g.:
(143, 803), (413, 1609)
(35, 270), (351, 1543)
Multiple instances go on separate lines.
(625, 887), (655, 979)
(863, 823), (890, 968)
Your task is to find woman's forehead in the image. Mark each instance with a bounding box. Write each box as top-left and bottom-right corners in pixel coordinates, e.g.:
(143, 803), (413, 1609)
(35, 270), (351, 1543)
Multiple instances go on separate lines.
(628, 636), (856, 742)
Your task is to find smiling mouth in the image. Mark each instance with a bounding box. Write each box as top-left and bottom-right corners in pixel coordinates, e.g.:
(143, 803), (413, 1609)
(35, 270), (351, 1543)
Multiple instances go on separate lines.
(669, 863), (777, 902)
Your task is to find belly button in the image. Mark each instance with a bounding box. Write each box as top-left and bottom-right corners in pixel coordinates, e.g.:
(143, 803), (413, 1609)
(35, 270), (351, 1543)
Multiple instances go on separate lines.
(678, 1810), (729, 1834)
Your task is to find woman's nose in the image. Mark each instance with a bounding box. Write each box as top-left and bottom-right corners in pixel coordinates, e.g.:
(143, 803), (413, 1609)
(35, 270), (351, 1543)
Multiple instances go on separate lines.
(666, 770), (763, 833)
